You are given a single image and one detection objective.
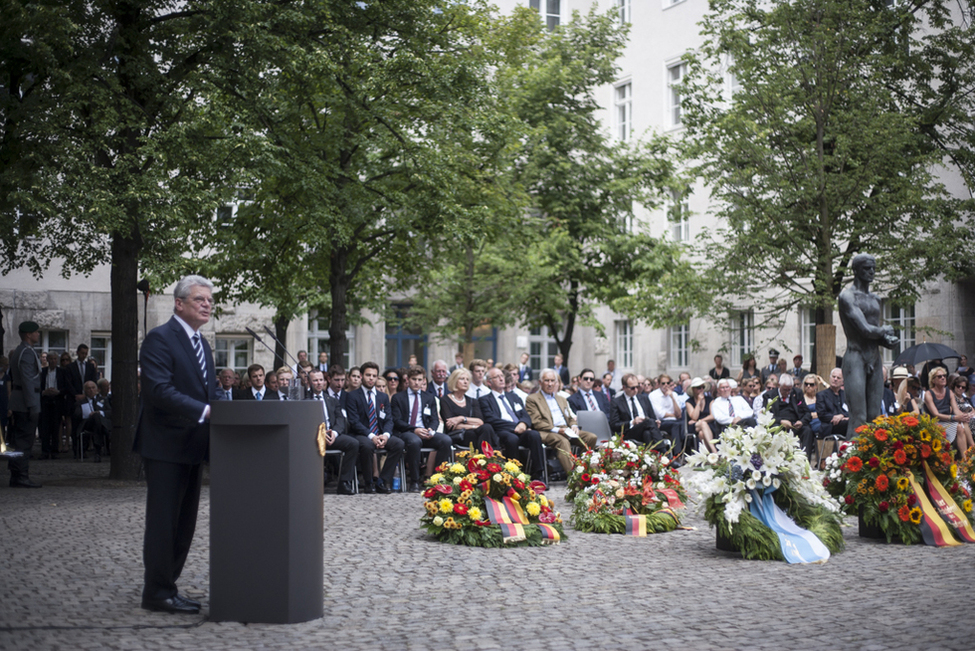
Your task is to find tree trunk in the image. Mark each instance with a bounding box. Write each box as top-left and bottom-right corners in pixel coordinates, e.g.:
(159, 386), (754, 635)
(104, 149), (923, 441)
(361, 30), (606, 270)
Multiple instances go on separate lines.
(329, 250), (349, 368)
(273, 314), (289, 371)
(109, 231), (143, 480)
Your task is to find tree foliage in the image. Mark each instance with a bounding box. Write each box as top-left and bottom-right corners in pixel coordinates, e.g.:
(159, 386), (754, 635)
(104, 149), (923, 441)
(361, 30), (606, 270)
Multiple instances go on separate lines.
(681, 0), (975, 328)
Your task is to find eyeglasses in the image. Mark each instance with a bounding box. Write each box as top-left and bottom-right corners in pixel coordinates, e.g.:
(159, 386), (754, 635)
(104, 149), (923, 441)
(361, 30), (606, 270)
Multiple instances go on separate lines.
(624, 384), (639, 391)
(803, 382), (816, 387)
(580, 376), (595, 382)
(387, 376), (399, 382)
(955, 384), (968, 390)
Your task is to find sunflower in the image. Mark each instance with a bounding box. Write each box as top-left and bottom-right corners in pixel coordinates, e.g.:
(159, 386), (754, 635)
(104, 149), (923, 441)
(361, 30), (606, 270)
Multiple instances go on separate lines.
(909, 507), (923, 525)
(896, 477), (910, 491)
(932, 438), (942, 452)
(963, 500), (973, 514)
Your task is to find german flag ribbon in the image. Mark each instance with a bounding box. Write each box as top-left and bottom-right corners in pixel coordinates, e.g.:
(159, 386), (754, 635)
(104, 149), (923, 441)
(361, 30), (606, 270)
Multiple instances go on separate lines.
(484, 497), (511, 524)
(923, 462), (975, 543)
(906, 470), (961, 547)
(624, 514), (647, 537)
(537, 523), (560, 544)
(498, 523), (526, 543)
(658, 489), (684, 509)
(502, 496), (529, 524)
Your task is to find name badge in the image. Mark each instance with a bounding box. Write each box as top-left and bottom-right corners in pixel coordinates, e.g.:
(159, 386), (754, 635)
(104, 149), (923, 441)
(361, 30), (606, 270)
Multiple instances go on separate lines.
(516, 404), (524, 412)
(379, 408), (386, 420)
(842, 403), (848, 411)
(341, 408), (347, 418)
(423, 406), (431, 416)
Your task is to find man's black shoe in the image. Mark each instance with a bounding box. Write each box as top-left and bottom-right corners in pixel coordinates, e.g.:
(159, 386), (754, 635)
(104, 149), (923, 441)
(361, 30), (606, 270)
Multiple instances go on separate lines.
(141, 596), (199, 614)
(337, 481), (356, 495)
(175, 594), (201, 608)
(9, 478), (41, 488)
(374, 480), (392, 494)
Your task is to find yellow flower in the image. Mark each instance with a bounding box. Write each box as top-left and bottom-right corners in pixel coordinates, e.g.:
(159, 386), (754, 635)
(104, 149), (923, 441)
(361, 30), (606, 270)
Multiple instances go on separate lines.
(424, 501), (439, 515)
(465, 473), (478, 484)
(528, 489), (536, 499)
(896, 477), (910, 491)
(932, 439), (942, 452)
(504, 461), (520, 473)
(909, 507), (923, 525)
(963, 500), (973, 513)
(539, 495), (549, 507)
(444, 517), (458, 529)
(950, 464), (958, 478)
(432, 516), (444, 526)
(450, 463), (466, 474)
(468, 507), (483, 521)
(459, 489), (473, 502)
(429, 473), (445, 484)
(439, 499), (453, 513)
(526, 502), (541, 516)
(920, 430), (931, 442)
(501, 474), (512, 485)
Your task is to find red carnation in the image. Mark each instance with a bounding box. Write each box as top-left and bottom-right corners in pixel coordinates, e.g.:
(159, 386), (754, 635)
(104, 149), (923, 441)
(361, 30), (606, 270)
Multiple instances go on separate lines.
(907, 494), (917, 506)
(879, 501), (889, 513)
(453, 503), (469, 516)
(868, 457), (880, 469)
(891, 440), (904, 451)
(459, 480), (474, 493)
(952, 483), (960, 493)
(435, 484), (454, 494)
(845, 495), (855, 505)
(423, 488), (437, 498)
(486, 463), (502, 473)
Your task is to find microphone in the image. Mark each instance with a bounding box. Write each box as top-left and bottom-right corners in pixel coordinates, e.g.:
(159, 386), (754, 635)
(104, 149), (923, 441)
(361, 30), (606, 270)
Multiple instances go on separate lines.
(244, 327), (289, 364)
(261, 325), (303, 369)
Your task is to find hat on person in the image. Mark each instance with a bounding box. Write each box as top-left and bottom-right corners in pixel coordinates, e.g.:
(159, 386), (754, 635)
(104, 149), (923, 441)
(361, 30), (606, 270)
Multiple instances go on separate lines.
(690, 377), (707, 389)
(793, 354), (803, 362)
(769, 348), (780, 357)
(18, 321), (40, 334)
(891, 366), (910, 380)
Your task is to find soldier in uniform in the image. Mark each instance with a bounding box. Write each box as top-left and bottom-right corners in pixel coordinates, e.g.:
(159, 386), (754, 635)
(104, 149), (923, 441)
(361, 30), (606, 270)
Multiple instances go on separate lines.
(8, 321), (43, 487)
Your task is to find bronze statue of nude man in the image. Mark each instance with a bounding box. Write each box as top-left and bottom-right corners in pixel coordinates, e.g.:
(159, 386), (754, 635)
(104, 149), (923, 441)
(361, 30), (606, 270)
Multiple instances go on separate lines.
(838, 254), (899, 434)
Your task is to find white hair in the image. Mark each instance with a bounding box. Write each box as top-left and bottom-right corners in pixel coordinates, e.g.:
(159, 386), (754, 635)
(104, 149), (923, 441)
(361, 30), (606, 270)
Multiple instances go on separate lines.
(174, 275), (213, 299)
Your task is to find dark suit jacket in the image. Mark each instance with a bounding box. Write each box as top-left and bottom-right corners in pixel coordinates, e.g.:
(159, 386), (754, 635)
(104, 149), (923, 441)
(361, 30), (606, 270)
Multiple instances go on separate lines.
(391, 390), (440, 435)
(66, 359), (98, 398)
(554, 365), (570, 386)
(610, 392), (661, 439)
(134, 316), (217, 465)
(478, 391), (532, 434)
(882, 387), (897, 416)
(327, 389), (346, 411)
(518, 365), (533, 382)
(236, 386), (279, 400)
(767, 390), (811, 425)
(345, 386), (394, 437)
(425, 382), (448, 399)
(307, 393), (348, 435)
(816, 388), (849, 423)
(568, 389), (611, 417)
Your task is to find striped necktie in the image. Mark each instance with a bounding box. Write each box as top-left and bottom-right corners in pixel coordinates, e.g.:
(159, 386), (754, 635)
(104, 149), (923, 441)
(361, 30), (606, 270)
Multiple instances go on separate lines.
(586, 392), (597, 411)
(191, 333), (207, 383)
(367, 390), (379, 435)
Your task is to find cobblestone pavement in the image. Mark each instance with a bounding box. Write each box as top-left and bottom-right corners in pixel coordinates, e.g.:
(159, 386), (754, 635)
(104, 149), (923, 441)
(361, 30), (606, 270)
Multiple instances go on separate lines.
(2, 456), (974, 650)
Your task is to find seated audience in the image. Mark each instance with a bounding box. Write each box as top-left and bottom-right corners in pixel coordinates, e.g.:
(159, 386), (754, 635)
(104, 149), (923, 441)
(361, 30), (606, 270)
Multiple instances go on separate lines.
(609, 373), (664, 448)
(525, 369), (598, 478)
(440, 369), (498, 451)
(391, 365), (451, 493)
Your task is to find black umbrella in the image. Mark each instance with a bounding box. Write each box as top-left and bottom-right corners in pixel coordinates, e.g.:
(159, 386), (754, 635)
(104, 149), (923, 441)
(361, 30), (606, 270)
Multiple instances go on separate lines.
(893, 342), (960, 368)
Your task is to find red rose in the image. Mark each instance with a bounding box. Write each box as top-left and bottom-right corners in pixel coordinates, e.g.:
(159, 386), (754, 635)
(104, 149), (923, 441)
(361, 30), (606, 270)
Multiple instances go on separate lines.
(453, 503), (469, 516)
(952, 483), (960, 493)
(435, 484), (454, 494)
(844, 495), (855, 505)
(879, 501), (889, 513)
(868, 457), (880, 468)
(907, 494), (917, 506)
(892, 440), (904, 451)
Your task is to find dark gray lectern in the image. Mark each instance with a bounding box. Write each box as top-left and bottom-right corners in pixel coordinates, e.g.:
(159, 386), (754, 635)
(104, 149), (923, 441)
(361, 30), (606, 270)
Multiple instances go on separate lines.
(209, 400), (323, 623)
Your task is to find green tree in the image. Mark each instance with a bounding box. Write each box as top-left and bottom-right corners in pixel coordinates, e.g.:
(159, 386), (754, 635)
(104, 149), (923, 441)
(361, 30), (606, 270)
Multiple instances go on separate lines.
(508, 7), (684, 367)
(1, 1), (243, 479)
(680, 0), (975, 333)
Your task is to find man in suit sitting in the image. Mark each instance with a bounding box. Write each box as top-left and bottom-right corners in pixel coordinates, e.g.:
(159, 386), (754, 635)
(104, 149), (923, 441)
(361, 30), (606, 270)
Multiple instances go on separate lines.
(610, 373), (665, 449)
(710, 378), (757, 438)
(568, 368), (611, 417)
(215, 368), (237, 401)
(66, 343), (99, 458)
(425, 360), (449, 399)
(816, 367), (850, 440)
(134, 275), (218, 614)
(326, 364), (348, 410)
(236, 364), (278, 401)
(345, 361), (405, 494)
(74, 380), (112, 462)
(766, 374), (814, 456)
(478, 367), (546, 481)
(392, 365), (450, 493)
(307, 370), (358, 495)
(526, 369), (597, 478)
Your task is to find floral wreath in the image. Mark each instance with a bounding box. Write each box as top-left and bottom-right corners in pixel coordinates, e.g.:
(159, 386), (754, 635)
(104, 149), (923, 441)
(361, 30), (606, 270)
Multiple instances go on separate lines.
(566, 436), (686, 535)
(681, 409), (844, 560)
(824, 413), (975, 545)
(420, 442), (565, 547)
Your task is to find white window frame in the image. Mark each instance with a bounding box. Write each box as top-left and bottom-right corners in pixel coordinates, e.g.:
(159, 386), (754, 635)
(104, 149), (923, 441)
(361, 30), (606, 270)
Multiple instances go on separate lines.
(530, 0), (561, 31)
(615, 82), (632, 141)
(883, 302), (916, 364)
(729, 310), (754, 368)
(667, 61), (686, 128)
(616, 320), (633, 370)
(617, 0), (631, 25)
(671, 322), (689, 368)
(40, 330), (68, 358)
(669, 189), (689, 242)
(799, 308), (816, 368)
(215, 337), (252, 374)
(529, 326), (559, 372)
(90, 333), (112, 381)
(308, 315), (356, 369)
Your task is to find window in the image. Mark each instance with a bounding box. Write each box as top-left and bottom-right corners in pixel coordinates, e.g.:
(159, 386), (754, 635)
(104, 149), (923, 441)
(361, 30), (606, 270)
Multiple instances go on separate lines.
(799, 308), (816, 368)
(616, 320), (633, 369)
(471, 323), (498, 364)
(215, 337), (251, 374)
(667, 62), (686, 127)
(669, 189), (689, 242)
(385, 305), (425, 370)
(883, 303), (916, 364)
(529, 0), (560, 31)
(729, 310), (754, 367)
(671, 322), (689, 368)
(90, 334), (112, 381)
(308, 314), (354, 369)
(529, 327), (559, 372)
(615, 82), (632, 141)
(617, 0), (630, 25)
(40, 331), (68, 358)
